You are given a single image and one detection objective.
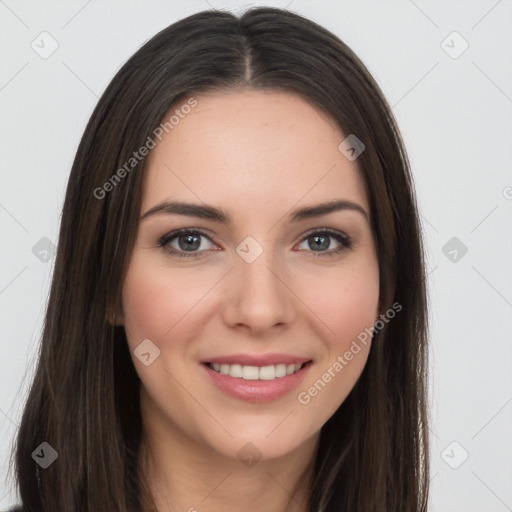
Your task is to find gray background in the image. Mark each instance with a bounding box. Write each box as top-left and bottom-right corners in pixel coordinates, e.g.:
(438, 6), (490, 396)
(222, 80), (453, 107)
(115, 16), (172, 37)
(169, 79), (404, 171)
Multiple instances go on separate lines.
(1, 1), (511, 510)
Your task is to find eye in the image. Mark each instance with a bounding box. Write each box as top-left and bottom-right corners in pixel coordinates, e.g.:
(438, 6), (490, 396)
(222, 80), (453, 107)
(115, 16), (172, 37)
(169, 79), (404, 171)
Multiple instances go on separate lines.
(296, 228), (352, 257)
(158, 229), (216, 258)
(158, 228), (353, 258)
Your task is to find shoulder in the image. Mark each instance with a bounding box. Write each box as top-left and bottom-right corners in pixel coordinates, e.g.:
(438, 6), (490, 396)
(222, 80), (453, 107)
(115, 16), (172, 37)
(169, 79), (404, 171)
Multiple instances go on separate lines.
(4, 506), (23, 512)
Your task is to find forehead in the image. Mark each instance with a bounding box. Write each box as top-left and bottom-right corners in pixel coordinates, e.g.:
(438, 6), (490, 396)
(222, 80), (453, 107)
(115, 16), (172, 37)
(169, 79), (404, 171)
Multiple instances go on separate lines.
(141, 89), (369, 220)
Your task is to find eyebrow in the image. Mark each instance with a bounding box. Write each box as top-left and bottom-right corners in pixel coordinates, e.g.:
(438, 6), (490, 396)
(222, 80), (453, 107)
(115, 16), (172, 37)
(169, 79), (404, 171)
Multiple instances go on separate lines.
(141, 199), (369, 223)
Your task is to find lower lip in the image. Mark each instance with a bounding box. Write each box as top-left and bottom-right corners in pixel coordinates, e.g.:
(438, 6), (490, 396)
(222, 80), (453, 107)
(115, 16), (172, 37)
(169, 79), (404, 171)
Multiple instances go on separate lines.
(201, 362), (312, 403)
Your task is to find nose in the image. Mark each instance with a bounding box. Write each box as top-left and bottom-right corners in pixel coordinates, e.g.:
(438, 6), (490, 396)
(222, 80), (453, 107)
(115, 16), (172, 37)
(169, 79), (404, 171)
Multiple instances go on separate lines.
(220, 249), (297, 335)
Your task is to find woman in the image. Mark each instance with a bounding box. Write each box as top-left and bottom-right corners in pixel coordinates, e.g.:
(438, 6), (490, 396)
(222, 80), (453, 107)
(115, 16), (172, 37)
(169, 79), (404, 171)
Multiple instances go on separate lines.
(8, 6), (429, 511)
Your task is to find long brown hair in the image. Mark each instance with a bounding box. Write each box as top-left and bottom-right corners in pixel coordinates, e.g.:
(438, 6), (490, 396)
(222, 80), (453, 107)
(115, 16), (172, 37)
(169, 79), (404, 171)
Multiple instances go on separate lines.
(9, 7), (429, 511)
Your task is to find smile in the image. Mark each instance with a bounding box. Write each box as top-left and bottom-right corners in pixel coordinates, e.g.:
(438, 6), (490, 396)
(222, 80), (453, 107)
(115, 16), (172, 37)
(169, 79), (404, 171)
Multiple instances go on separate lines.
(201, 359), (313, 402)
(206, 362), (307, 380)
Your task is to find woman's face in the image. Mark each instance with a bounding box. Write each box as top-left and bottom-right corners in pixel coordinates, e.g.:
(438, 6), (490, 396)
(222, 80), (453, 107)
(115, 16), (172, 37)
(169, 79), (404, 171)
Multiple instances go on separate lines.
(120, 89), (380, 462)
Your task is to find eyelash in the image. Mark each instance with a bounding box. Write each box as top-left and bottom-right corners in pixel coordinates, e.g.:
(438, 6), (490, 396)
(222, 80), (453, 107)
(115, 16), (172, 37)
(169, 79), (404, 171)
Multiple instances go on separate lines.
(158, 228), (353, 258)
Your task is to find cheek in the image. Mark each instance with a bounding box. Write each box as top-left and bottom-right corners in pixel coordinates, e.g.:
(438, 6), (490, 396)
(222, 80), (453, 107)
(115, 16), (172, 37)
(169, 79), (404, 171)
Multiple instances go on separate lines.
(121, 267), (169, 346)
(293, 265), (379, 433)
(296, 261), (380, 348)
(121, 255), (210, 347)
(331, 278), (379, 344)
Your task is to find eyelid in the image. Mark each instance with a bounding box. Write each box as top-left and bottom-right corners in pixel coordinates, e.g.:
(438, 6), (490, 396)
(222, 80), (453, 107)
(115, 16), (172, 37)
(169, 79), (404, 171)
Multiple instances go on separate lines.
(158, 228), (218, 252)
(295, 228), (352, 256)
(300, 226), (351, 242)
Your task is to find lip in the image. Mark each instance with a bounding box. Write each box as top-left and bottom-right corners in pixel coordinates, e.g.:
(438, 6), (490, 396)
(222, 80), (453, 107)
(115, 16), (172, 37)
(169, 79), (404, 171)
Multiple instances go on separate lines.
(201, 353), (311, 366)
(200, 359), (313, 403)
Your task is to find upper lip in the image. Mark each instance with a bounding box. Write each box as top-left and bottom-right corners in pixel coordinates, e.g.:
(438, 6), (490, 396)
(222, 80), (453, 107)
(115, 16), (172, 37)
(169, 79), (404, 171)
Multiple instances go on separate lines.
(202, 353), (312, 366)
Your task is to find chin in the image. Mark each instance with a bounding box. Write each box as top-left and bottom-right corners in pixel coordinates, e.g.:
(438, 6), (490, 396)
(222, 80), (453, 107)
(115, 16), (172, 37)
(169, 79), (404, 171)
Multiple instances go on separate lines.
(198, 415), (317, 464)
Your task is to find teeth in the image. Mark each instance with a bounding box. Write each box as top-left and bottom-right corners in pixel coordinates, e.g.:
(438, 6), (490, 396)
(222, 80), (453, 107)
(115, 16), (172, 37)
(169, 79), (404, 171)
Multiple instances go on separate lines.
(242, 365), (259, 379)
(209, 362), (306, 380)
(229, 364), (242, 378)
(275, 363), (287, 378)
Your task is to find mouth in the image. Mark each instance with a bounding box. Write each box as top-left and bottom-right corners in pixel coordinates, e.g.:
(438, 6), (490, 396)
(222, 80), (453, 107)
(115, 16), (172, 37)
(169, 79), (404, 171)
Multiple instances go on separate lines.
(203, 361), (311, 380)
(200, 359), (313, 402)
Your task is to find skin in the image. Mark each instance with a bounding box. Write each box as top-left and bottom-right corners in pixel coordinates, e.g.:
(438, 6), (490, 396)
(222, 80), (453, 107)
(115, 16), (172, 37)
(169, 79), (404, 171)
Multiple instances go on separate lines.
(118, 89), (380, 512)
